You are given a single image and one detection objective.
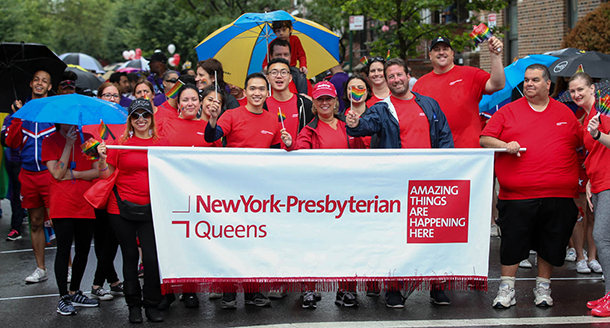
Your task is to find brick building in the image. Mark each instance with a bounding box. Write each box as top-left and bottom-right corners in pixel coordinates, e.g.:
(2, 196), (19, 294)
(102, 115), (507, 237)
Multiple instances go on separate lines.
(479, 0), (607, 72)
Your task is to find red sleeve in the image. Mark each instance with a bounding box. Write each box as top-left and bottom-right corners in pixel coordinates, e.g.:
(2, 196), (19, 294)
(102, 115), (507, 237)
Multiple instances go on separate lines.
(262, 38), (277, 69)
(41, 136), (59, 164)
(5, 117), (23, 148)
(295, 127), (313, 149)
(480, 108), (506, 139)
(291, 35), (307, 68)
(474, 68), (491, 95)
(217, 109), (234, 136)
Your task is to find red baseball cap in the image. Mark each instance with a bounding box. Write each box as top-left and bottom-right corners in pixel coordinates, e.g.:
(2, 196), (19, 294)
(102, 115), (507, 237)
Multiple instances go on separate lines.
(312, 81), (337, 99)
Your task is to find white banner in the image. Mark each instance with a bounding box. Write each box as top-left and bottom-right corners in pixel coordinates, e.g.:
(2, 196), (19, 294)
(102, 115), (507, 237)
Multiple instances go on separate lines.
(148, 148), (494, 293)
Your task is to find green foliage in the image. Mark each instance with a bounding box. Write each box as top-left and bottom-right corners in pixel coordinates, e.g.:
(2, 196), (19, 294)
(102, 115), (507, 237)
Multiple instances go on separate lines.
(563, 2), (610, 53)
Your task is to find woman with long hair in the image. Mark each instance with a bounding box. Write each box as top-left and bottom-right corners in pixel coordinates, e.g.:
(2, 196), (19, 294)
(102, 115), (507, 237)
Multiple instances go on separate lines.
(365, 57), (390, 107)
(97, 98), (166, 323)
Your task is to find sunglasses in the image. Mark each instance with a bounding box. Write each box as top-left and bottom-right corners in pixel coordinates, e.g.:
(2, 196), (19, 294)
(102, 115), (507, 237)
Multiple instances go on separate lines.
(165, 78), (179, 83)
(130, 111), (152, 120)
(369, 57), (385, 64)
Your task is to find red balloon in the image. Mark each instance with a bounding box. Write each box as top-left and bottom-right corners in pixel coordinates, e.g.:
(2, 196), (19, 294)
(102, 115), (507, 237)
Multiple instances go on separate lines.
(135, 48), (142, 59)
(173, 54), (181, 66)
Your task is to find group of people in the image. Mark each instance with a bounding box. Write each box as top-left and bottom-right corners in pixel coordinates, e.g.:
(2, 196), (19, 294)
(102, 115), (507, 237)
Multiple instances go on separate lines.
(5, 19), (610, 322)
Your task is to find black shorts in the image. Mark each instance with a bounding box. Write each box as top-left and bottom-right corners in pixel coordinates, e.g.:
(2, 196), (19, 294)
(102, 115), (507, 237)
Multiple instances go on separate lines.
(496, 197), (578, 267)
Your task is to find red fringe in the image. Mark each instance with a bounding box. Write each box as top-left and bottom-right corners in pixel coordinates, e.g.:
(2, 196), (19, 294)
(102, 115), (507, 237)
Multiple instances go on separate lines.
(160, 276), (487, 294)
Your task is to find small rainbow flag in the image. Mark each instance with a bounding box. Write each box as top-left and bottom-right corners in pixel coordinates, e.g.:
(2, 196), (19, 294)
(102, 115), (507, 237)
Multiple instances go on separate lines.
(385, 50), (391, 61)
(81, 138), (100, 160)
(360, 56), (369, 66)
(469, 23), (494, 47)
(350, 86), (367, 102)
(598, 92), (610, 117)
(99, 120), (115, 140)
(576, 64), (585, 73)
(165, 80), (184, 99)
(277, 110), (286, 123)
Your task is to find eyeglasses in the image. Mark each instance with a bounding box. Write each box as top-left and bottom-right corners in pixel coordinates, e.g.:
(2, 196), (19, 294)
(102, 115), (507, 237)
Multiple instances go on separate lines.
(102, 93), (120, 100)
(165, 78), (178, 83)
(269, 69), (290, 78)
(130, 112), (152, 120)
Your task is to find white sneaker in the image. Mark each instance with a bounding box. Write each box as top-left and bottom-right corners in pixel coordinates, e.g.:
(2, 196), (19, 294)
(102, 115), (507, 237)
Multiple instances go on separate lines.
(577, 259), (592, 273)
(533, 282), (553, 307)
(490, 224), (500, 237)
(565, 248), (577, 262)
(519, 259), (532, 268)
(589, 259), (604, 273)
(25, 267), (48, 283)
(492, 283), (516, 308)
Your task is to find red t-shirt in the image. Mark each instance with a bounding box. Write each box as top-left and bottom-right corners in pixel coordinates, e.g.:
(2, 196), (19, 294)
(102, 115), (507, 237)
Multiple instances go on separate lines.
(262, 35), (307, 69)
(413, 65), (490, 148)
(584, 108), (610, 193)
(316, 120), (351, 149)
(288, 79), (313, 98)
(236, 96), (247, 107)
(391, 96), (431, 148)
(41, 132), (96, 219)
(156, 100), (179, 121)
(266, 95), (299, 148)
(481, 98), (581, 200)
(217, 106), (282, 148)
(344, 108), (371, 148)
(106, 136), (167, 215)
(158, 117), (221, 147)
(366, 94), (385, 108)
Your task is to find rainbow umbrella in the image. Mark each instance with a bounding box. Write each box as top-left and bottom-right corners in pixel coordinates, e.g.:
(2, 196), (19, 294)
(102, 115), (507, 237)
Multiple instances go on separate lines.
(195, 10), (340, 88)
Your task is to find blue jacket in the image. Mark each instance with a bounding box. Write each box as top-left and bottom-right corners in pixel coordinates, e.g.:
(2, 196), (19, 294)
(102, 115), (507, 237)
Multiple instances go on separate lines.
(4, 114), (55, 172)
(346, 91), (454, 149)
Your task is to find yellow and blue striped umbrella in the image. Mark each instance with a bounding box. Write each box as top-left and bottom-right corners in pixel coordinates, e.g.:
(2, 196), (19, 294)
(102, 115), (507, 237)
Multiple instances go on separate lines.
(195, 10), (340, 88)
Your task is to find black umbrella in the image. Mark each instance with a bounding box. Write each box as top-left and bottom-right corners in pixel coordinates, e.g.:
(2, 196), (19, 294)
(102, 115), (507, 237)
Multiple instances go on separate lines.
(66, 65), (104, 92)
(543, 48), (587, 58)
(550, 51), (610, 79)
(0, 42), (67, 113)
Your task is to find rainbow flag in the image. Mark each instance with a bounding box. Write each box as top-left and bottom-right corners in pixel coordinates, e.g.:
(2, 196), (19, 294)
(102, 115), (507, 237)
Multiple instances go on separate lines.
(81, 138), (101, 160)
(360, 56), (369, 66)
(99, 120), (115, 140)
(598, 92), (610, 117)
(165, 80), (185, 99)
(350, 86), (367, 102)
(277, 110), (286, 123)
(469, 23), (494, 46)
(385, 50), (391, 61)
(576, 64), (585, 73)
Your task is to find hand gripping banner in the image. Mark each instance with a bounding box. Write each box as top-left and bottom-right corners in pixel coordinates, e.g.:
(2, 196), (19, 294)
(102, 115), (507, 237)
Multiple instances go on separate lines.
(148, 148), (495, 294)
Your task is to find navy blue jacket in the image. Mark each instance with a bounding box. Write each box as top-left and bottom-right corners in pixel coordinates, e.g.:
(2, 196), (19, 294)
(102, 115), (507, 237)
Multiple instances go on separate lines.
(346, 91), (454, 149)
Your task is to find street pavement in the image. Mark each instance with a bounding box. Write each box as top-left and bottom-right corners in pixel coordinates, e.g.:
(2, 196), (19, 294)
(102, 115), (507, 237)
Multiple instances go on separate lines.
(1, 199), (610, 327)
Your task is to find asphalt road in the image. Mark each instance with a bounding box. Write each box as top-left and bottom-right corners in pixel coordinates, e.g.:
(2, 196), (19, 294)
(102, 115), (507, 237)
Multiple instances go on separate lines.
(1, 199), (610, 327)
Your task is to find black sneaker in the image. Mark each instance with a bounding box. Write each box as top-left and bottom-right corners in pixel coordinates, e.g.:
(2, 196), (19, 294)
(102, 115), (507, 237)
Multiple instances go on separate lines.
(6, 229), (22, 241)
(302, 291), (317, 309)
(57, 295), (76, 316)
(385, 291), (405, 308)
(70, 290), (99, 307)
(245, 292), (271, 307)
(335, 291), (358, 307)
(430, 290), (451, 305)
(110, 282), (124, 294)
(158, 293), (176, 310)
(181, 293), (200, 308)
(221, 292), (237, 309)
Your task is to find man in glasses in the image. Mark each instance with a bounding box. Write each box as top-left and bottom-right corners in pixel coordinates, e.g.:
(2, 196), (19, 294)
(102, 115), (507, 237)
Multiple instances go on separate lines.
(264, 58), (313, 148)
(268, 39), (312, 98)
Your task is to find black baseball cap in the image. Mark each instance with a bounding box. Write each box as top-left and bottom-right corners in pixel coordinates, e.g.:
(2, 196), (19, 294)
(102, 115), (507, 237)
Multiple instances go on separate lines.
(430, 36), (452, 51)
(149, 52), (168, 65)
(128, 98), (154, 116)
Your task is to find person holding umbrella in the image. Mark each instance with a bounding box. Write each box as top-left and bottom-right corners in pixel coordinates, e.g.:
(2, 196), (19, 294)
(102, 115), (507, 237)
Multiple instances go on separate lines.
(42, 123), (100, 315)
(570, 72), (610, 316)
(57, 71), (77, 95)
(97, 98), (166, 323)
(5, 70), (56, 284)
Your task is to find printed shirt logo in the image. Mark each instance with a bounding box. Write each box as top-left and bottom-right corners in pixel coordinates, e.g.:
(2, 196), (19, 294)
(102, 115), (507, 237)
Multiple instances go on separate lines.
(449, 79), (463, 86)
(261, 130), (274, 135)
(556, 122), (567, 126)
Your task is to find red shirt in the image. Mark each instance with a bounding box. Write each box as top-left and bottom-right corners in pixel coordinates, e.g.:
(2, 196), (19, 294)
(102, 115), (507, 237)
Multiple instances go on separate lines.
(41, 132), (96, 219)
(366, 94), (385, 108)
(288, 78), (313, 98)
(295, 118), (362, 149)
(262, 35), (307, 69)
(392, 96), (431, 148)
(217, 106), (282, 148)
(345, 108), (371, 148)
(158, 117), (221, 147)
(156, 100), (179, 121)
(266, 95), (299, 148)
(413, 65), (490, 148)
(236, 96), (247, 107)
(481, 97), (581, 200)
(584, 108), (610, 193)
(106, 136), (167, 215)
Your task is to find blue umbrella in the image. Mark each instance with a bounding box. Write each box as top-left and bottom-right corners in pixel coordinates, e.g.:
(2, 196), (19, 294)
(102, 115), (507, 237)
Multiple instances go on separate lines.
(479, 54), (559, 115)
(195, 10), (340, 88)
(14, 93), (127, 127)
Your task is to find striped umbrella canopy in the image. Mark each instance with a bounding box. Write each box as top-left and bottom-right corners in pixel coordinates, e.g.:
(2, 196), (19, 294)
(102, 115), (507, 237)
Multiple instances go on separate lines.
(59, 53), (105, 74)
(195, 10), (340, 88)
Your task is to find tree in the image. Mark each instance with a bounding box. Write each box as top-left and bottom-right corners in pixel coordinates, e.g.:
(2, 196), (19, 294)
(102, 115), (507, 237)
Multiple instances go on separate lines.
(339, 0), (508, 60)
(563, 2), (610, 53)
